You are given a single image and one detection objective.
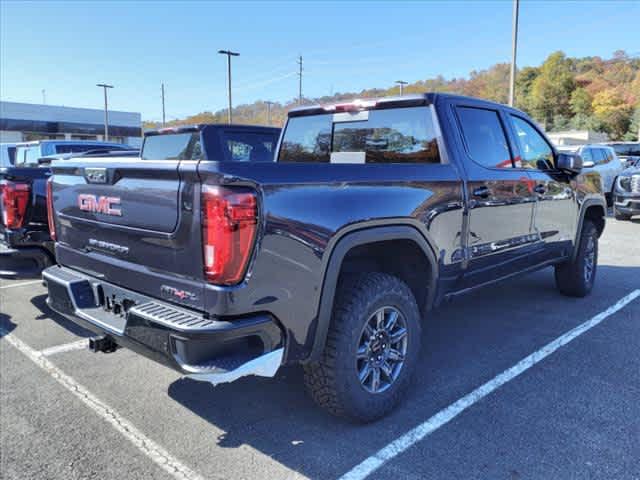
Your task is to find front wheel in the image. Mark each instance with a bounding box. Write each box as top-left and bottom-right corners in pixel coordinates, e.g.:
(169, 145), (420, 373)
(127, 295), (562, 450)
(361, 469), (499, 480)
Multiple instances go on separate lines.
(554, 219), (598, 297)
(303, 272), (421, 422)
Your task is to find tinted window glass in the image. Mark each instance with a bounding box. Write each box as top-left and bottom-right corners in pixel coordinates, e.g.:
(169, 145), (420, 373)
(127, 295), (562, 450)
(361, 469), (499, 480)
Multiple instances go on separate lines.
(219, 131), (277, 162)
(593, 148), (607, 164)
(141, 133), (201, 160)
(279, 114), (332, 163)
(279, 107), (440, 164)
(332, 107), (440, 164)
(581, 148), (594, 162)
(509, 116), (554, 169)
(7, 146), (16, 165)
(456, 107), (512, 168)
(14, 146), (42, 166)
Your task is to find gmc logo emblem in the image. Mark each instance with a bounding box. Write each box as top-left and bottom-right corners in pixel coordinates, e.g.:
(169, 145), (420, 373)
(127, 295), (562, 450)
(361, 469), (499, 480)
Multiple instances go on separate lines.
(78, 194), (122, 216)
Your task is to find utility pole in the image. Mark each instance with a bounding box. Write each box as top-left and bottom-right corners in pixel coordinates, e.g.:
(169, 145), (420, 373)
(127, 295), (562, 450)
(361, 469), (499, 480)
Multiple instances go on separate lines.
(395, 80), (408, 96)
(297, 55), (303, 104)
(265, 101), (274, 125)
(161, 83), (166, 127)
(41, 89), (46, 105)
(96, 83), (114, 140)
(218, 49), (240, 123)
(509, 0), (519, 107)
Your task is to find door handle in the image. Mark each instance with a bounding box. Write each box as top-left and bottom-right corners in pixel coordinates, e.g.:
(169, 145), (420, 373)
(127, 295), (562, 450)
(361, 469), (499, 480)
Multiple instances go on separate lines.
(534, 184), (546, 194)
(472, 186), (490, 198)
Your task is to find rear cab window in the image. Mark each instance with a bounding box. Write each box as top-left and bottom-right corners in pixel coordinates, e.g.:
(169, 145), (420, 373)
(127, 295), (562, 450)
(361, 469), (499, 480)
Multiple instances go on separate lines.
(218, 131), (277, 162)
(141, 132), (202, 160)
(279, 106), (441, 164)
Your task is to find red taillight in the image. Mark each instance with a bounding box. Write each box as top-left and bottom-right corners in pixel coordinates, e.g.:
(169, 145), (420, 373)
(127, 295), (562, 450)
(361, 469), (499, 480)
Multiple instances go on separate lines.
(46, 178), (56, 241)
(201, 185), (258, 285)
(0, 180), (30, 229)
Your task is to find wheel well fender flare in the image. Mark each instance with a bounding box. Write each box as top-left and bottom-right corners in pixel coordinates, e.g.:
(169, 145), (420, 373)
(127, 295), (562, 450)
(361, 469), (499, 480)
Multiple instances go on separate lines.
(573, 197), (606, 261)
(308, 224), (439, 362)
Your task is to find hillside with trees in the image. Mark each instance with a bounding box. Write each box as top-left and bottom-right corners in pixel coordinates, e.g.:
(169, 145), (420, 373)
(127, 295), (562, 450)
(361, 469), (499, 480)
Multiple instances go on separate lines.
(144, 50), (640, 141)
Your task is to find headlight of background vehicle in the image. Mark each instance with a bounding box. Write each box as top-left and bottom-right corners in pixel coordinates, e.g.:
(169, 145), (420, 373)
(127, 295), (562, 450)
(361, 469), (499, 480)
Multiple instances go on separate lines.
(617, 176), (631, 192)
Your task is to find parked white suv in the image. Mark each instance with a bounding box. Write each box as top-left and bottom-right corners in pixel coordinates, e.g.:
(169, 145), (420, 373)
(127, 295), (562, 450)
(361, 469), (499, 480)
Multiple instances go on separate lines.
(558, 144), (623, 206)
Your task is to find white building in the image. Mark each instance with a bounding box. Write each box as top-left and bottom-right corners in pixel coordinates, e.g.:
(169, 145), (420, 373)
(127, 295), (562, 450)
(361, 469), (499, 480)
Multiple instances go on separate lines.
(0, 101), (142, 147)
(546, 130), (609, 147)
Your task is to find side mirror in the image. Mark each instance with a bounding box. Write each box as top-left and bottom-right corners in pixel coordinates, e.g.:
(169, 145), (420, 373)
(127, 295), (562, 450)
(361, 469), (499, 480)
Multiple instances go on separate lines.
(556, 152), (583, 174)
(582, 160), (595, 168)
(37, 157), (53, 165)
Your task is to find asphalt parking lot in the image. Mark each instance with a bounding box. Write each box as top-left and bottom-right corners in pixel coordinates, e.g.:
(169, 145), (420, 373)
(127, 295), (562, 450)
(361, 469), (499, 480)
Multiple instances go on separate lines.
(1, 217), (639, 480)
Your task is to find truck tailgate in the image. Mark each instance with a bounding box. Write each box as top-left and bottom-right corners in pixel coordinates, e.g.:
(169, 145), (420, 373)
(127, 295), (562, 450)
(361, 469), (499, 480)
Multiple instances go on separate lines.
(50, 158), (206, 310)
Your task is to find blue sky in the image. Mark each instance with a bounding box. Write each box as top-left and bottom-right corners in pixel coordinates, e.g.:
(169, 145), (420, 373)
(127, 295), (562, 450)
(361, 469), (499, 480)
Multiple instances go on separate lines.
(1, 0), (637, 121)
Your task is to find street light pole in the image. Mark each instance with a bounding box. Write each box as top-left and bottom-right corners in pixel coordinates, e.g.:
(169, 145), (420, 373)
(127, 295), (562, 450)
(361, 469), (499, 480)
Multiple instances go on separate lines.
(218, 49), (239, 123)
(96, 83), (114, 140)
(395, 80), (408, 95)
(265, 101), (274, 125)
(509, 0), (520, 107)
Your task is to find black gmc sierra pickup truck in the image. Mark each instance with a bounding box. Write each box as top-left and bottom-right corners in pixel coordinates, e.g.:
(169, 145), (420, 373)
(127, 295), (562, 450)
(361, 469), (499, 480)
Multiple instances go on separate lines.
(44, 96), (605, 422)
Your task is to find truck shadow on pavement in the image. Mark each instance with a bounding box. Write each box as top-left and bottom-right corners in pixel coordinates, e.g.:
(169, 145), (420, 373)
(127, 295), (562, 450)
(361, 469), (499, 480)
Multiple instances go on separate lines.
(166, 265), (640, 478)
(0, 313), (17, 337)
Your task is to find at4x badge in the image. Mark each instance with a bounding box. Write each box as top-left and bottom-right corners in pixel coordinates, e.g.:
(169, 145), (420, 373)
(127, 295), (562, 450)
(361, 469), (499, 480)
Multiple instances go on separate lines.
(161, 285), (198, 302)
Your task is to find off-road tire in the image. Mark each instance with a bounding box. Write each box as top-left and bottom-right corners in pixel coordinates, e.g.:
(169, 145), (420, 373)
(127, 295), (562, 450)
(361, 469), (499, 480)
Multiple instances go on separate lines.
(554, 219), (598, 297)
(303, 272), (421, 422)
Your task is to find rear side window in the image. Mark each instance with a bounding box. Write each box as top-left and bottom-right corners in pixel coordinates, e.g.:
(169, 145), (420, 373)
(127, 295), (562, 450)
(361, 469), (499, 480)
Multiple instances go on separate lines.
(141, 133), (202, 160)
(456, 107), (512, 169)
(509, 115), (554, 170)
(279, 106), (440, 164)
(219, 131), (277, 162)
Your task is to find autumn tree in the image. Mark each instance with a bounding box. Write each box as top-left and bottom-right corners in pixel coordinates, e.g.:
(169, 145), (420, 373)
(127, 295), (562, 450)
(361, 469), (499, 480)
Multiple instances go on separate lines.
(529, 51), (576, 128)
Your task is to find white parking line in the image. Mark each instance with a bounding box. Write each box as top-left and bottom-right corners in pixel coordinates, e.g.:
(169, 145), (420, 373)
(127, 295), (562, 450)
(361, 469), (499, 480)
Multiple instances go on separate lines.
(39, 339), (88, 357)
(339, 289), (640, 480)
(0, 279), (42, 290)
(2, 331), (207, 480)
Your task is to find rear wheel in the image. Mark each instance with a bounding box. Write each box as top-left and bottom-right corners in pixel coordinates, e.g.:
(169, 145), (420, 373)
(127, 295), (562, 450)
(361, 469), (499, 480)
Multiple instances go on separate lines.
(303, 272), (421, 422)
(554, 219), (598, 297)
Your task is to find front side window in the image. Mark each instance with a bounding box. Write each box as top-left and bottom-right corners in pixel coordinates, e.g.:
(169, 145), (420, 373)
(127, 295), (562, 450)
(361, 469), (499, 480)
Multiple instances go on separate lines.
(593, 149), (607, 165)
(279, 106), (440, 164)
(509, 116), (554, 170)
(581, 148), (594, 163)
(456, 107), (512, 169)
